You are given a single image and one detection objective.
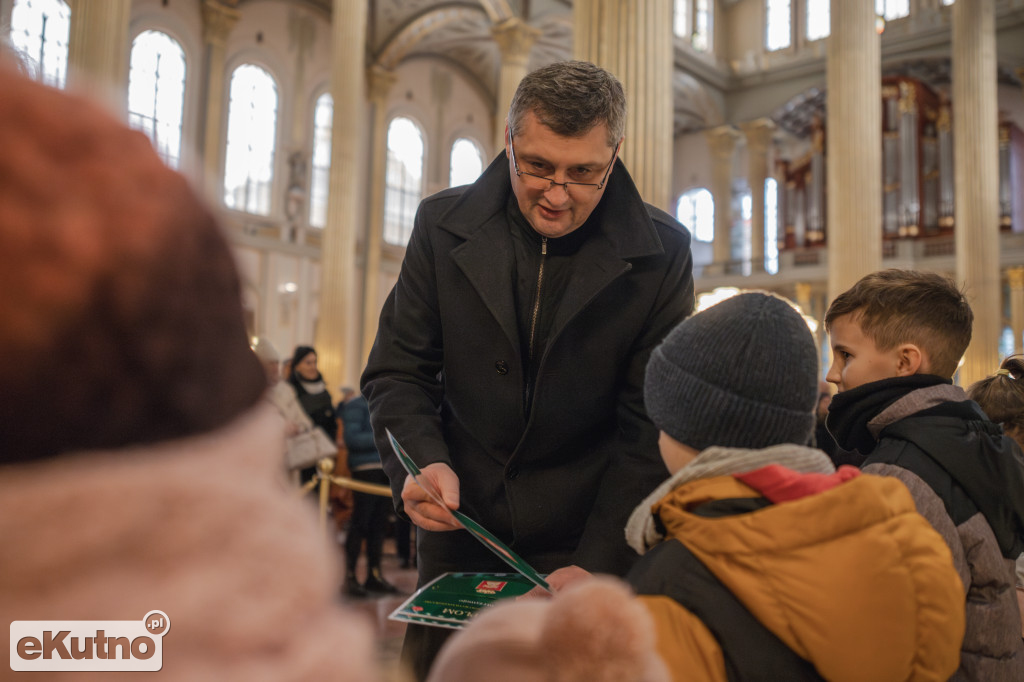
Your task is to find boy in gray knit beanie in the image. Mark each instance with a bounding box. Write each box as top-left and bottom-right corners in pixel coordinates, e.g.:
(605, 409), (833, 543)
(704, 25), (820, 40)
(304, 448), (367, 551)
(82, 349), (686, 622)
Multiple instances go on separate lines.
(643, 291), (819, 453)
(617, 291), (965, 680)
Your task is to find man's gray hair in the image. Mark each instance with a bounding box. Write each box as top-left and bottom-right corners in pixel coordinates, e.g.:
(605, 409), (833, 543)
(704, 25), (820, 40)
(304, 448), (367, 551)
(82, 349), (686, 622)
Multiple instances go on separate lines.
(507, 60), (625, 147)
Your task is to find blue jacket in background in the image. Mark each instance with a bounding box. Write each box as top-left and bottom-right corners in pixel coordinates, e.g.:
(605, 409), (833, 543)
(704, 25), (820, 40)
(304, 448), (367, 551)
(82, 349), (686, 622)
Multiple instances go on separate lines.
(341, 396), (382, 471)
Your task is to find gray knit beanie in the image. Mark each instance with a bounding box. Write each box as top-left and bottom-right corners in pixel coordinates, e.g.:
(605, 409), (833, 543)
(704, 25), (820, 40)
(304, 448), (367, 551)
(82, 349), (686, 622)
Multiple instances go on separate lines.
(644, 292), (819, 452)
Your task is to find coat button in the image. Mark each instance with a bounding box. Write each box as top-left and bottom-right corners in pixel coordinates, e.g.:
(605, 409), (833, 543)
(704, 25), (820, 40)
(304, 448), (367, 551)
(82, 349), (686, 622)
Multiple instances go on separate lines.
(506, 466), (519, 480)
(495, 360), (509, 375)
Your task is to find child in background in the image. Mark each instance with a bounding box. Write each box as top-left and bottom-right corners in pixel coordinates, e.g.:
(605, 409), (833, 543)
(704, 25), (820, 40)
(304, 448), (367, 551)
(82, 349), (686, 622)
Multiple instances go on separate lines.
(968, 355), (1024, 639)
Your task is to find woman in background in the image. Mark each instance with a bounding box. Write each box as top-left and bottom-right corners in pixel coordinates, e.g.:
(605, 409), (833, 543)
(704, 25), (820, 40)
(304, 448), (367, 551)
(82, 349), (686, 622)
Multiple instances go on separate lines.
(288, 346), (337, 483)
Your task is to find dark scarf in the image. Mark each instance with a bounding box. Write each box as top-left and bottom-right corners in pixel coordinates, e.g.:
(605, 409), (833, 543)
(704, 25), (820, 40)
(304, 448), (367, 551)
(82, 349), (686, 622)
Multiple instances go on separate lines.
(825, 375), (950, 455)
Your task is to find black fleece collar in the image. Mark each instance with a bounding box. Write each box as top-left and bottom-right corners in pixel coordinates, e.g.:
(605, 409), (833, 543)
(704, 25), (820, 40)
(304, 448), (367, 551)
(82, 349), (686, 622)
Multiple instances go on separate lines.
(825, 375), (950, 455)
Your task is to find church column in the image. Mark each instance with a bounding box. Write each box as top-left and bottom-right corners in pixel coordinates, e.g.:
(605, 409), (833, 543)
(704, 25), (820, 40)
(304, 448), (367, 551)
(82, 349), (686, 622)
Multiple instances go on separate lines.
(66, 0), (132, 116)
(491, 17), (540, 156)
(740, 118), (776, 273)
(826, 0), (881, 301)
(706, 125), (740, 273)
(361, 65), (397, 365)
(314, 0), (369, 390)
(953, 0), (1000, 385)
(198, 0), (240, 199)
(1007, 267), (1024, 356)
(573, 0), (673, 209)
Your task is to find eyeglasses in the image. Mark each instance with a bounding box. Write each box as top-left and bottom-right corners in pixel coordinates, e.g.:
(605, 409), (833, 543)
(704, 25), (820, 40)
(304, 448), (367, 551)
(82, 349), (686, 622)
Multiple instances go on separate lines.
(509, 130), (619, 194)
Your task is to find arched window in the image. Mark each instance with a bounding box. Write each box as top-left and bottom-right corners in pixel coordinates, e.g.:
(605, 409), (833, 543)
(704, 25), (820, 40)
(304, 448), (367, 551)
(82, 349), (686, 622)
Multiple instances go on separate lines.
(223, 64), (278, 216)
(766, 0), (791, 51)
(806, 1), (830, 42)
(676, 188), (714, 243)
(674, 0), (712, 52)
(10, 0), (70, 88)
(308, 93), (333, 229)
(449, 137), (483, 187)
(383, 116), (424, 246)
(876, 0), (909, 21)
(765, 178), (780, 274)
(128, 30), (186, 169)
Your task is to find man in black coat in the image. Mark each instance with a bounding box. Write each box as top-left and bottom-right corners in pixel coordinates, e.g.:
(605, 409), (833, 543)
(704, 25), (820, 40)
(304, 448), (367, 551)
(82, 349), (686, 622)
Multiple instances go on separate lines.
(361, 60), (695, 680)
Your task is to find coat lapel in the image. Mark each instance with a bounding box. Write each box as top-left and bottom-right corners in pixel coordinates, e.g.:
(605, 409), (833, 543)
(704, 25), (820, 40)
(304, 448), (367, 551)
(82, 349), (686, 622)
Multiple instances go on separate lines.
(441, 153), (520, 351)
(450, 216), (519, 351)
(549, 236), (630, 341)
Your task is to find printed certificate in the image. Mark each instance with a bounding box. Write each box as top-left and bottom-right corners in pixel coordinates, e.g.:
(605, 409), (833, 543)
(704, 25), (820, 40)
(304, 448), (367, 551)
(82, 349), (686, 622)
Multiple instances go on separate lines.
(388, 572), (537, 629)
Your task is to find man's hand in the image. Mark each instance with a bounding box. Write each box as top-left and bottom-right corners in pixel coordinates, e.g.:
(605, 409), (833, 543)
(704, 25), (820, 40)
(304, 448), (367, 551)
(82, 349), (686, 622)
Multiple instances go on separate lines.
(401, 462), (462, 531)
(519, 565), (594, 599)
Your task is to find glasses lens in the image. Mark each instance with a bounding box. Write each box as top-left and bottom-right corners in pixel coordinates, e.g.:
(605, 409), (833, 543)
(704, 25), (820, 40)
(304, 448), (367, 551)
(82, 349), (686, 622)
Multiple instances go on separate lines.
(518, 172), (601, 194)
(519, 173), (554, 191)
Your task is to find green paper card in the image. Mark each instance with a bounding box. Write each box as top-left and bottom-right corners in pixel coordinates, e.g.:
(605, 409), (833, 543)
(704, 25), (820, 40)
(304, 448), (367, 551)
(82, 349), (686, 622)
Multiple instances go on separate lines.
(386, 429), (551, 592)
(388, 572), (538, 629)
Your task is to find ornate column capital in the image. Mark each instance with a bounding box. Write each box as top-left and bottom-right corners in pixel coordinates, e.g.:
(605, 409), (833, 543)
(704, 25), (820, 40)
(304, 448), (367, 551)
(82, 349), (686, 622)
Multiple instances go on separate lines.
(366, 65), (397, 106)
(706, 125), (742, 160)
(1008, 266), (1024, 290)
(491, 17), (541, 63)
(739, 118), (777, 154)
(202, 0), (241, 47)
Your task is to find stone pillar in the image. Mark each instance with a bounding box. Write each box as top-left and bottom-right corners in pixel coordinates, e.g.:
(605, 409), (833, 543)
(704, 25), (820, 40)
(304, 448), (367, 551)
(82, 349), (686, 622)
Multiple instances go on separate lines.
(199, 0), (240, 200)
(826, 0), (881, 301)
(491, 17), (540, 156)
(361, 65), (397, 364)
(740, 119), (776, 273)
(953, 0), (1000, 385)
(1008, 267), (1024, 356)
(314, 0), (369, 390)
(66, 0), (132, 116)
(573, 0), (673, 209)
(706, 125), (741, 271)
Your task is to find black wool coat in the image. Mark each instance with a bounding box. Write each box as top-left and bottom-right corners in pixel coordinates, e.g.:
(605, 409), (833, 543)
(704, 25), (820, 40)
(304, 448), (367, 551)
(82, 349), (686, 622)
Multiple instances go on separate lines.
(361, 152), (694, 580)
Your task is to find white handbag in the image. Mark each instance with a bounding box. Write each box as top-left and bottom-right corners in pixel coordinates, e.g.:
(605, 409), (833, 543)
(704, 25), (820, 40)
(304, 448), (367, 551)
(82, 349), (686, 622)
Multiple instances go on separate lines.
(285, 428), (337, 470)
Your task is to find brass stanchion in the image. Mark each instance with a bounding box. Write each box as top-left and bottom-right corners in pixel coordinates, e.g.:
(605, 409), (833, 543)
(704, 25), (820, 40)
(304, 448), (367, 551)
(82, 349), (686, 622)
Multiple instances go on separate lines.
(317, 457), (334, 535)
(293, 457), (394, 537)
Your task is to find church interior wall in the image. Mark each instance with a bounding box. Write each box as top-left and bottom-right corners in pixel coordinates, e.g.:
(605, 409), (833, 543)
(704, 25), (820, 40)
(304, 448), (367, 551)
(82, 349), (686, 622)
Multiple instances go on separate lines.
(6, 0), (1022, 373)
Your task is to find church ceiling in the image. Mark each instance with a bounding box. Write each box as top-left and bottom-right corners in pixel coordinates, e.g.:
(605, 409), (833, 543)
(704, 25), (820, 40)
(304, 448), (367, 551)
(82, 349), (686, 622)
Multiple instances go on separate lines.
(293, 0), (710, 134)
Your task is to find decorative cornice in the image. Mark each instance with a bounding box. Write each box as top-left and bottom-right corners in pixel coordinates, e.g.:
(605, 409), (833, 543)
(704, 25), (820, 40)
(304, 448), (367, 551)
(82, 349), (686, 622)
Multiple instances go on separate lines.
(491, 17), (541, 61)
(201, 0), (241, 46)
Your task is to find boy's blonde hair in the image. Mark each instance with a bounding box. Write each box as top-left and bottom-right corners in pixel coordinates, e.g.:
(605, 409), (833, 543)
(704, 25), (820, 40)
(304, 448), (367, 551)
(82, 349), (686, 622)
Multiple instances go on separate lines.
(824, 269), (973, 379)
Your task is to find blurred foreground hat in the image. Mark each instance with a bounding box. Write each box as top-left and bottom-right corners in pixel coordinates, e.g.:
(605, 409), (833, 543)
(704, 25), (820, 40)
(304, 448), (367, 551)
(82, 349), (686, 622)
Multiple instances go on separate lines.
(0, 63), (264, 462)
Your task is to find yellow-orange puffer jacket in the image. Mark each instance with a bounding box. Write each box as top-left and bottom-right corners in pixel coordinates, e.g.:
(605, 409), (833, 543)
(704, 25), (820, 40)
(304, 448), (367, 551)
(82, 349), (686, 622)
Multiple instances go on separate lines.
(626, 451), (965, 682)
